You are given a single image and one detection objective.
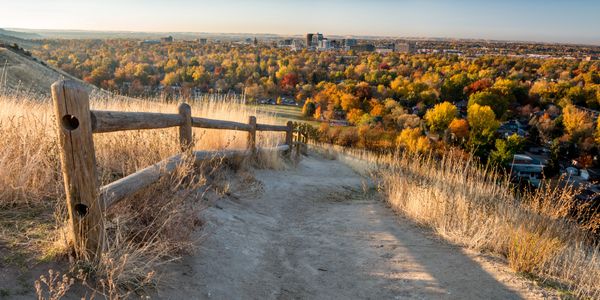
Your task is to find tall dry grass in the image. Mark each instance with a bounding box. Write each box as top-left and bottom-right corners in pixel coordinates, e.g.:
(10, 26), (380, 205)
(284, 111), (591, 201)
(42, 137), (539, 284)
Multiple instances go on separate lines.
(0, 90), (286, 296)
(318, 144), (600, 299)
(0, 92), (283, 206)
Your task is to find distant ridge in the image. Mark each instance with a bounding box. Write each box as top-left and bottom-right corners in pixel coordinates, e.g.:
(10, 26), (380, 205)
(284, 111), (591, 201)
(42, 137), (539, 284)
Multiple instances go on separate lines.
(0, 28), (42, 40)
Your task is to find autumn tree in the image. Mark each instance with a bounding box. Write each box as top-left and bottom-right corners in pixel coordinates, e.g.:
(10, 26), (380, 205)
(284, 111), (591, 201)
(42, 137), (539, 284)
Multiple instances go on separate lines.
(302, 99), (317, 117)
(340, 93), (360, 111)
(467, 104), (500, 150)
(347, 108), (365, 125)
(396, 128), (430, 154)
(441, 73), (470, 101)
(468, 91), (509, 119)
(424, 101), (457, 133)
(448, 118), (469, 141)
(562, 104), (594, 142)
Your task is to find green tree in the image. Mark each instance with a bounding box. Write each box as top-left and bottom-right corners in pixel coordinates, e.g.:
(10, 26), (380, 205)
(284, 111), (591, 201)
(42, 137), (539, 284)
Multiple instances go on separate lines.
(441, 73), (470, 101)
(489, 134), (525, 167)
(468, 91), (509, 119)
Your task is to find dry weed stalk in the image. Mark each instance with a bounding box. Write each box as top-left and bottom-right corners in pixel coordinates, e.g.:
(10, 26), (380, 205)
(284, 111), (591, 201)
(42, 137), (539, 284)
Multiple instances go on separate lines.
(34, 269), (75, 300)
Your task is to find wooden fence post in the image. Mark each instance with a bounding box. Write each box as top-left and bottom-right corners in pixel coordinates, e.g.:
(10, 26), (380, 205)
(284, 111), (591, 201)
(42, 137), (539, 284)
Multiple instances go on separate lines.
(248, 116), (257, 153)
(51, 80), (103, 259)
(294, 131), (301, 160)
(285, 121), (293, 157)
(178, 103), (193, 152)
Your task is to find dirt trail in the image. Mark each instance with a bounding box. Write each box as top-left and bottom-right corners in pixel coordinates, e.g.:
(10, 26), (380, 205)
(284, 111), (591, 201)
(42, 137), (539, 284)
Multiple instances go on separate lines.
(157, 155), (553, 299)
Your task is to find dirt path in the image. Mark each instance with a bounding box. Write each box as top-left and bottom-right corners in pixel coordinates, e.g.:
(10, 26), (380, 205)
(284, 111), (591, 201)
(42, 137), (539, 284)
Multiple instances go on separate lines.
(157, 155), (553, 299)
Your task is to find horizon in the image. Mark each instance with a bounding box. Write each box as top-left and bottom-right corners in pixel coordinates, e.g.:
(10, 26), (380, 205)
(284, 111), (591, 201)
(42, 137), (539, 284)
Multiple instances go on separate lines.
(6, 27), (600, 47)
(3, 0), (600, 45)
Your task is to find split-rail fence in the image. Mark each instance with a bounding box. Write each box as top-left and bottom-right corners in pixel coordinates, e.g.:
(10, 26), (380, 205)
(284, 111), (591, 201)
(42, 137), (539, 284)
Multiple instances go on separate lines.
(51, 80), (306, 259)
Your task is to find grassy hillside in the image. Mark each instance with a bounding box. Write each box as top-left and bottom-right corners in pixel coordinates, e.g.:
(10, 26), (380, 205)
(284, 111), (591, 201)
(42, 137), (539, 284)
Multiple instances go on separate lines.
(0, 46), (94, 96)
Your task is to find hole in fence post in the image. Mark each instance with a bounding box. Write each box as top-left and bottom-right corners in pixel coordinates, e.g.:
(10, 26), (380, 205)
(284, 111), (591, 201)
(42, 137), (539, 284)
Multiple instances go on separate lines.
(74, 203), (88, 217)
(61, 115), (80, 131)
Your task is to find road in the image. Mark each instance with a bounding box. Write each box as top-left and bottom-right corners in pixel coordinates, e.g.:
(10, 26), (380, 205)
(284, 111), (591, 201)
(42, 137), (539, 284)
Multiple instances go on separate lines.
(156, 155), (553, 299)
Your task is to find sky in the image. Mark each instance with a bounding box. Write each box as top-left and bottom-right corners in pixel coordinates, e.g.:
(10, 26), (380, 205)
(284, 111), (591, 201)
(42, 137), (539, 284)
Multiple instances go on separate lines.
(3, 0), (600, 45)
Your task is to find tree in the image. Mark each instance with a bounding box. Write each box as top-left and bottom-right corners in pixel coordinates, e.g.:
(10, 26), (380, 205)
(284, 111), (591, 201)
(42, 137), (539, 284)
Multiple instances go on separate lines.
(347, 108), (365, 125)
(340, 93), (360, 111)
(562, 104), (594, 142)
(468, 91), (509, 119)
(313, 106), (323, 120)
(396, 128), (430, 154)
(441, 73), (470, 101)
(161, 72), (179, 86)
(467, 104), (500, 150)
(489, 134), (525, 167)
(597, 120), (600, 145)
(448, 118), (469, 141)
(424, 101), (457, 133)
(281, 73), (298, 90)
(302, 99), (317, 117)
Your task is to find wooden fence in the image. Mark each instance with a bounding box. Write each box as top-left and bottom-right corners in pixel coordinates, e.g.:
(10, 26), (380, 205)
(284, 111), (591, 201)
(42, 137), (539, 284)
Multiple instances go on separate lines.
(51, 80), (299, 259)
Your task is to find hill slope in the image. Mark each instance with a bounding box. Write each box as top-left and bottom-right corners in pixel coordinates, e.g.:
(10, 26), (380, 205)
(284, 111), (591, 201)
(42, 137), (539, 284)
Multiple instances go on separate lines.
(0, 46), (95, 96)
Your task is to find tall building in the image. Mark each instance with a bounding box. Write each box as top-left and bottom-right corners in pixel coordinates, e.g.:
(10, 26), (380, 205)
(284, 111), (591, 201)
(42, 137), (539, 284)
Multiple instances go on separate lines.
(306, 33), (314, 48)
(343, 39), (357, 48)
(318, 39), (331, 50)
(395, 42), (415, 54)
(312, 33), (323, 47)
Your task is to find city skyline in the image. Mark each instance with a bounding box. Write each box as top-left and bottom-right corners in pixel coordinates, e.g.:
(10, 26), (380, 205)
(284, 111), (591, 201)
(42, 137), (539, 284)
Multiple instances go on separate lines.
(3, 0), (600, 45)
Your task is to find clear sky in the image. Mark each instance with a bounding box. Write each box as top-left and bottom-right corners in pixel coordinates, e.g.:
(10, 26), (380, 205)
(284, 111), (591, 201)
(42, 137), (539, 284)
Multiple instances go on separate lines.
(3, 0), (599, 44)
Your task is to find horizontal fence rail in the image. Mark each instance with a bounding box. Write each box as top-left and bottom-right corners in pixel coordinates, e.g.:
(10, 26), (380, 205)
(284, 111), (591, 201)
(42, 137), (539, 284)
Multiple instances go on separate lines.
(51, 80), (299, 259)
(91, 111), (183, 133)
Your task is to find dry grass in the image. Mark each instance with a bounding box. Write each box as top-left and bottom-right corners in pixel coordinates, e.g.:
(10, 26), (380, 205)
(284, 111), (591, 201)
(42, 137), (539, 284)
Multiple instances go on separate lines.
(320, 143), (600, 299)
(0, 90), (286, 297)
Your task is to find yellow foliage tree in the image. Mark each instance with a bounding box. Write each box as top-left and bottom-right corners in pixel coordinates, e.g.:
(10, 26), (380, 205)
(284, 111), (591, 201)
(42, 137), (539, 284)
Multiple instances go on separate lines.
(313, 106), (323, 120)
(467, 104), (499, 147)
(347, 108), (365, 125)
(563, 104), (594, 141)
(340, 93), (360, 111)
(424, 101), (457, 133)
(396, 128), (430, 154)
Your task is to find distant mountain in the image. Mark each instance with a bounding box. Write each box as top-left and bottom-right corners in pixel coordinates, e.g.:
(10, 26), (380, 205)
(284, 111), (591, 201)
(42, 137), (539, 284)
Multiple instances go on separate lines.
(0, 29), (43, 40)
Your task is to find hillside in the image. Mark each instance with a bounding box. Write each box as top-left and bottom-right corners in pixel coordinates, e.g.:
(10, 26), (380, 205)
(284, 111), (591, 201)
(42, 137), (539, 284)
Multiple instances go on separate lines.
(0, 46), (95, 96)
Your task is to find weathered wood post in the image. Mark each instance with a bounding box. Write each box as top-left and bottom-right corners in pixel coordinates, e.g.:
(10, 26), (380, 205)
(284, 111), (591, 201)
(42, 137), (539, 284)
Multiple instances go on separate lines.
(178, 103), (193, 152)
(248, 116), (257, 153)
(294, 130), (301, 160)
(285, 121), (293, 158)
(51, 80), (103, 259)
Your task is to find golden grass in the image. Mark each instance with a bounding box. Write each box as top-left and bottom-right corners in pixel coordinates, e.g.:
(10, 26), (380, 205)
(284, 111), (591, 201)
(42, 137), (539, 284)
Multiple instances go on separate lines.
(0, 91), (283, 206)
(0, 90), (286, 296)
(319, 143), (600, 299)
